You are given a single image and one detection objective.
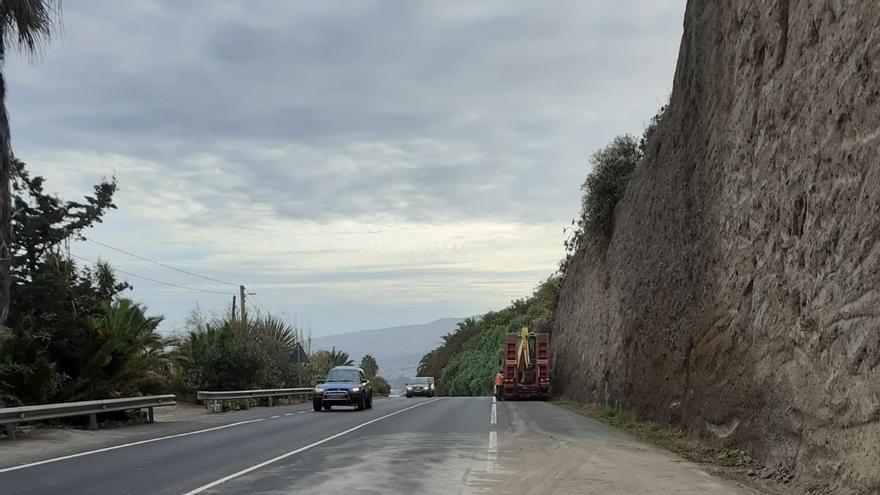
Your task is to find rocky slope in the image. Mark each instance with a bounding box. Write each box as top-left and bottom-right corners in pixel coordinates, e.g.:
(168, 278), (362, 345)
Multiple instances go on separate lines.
(553, 1), (880, 492)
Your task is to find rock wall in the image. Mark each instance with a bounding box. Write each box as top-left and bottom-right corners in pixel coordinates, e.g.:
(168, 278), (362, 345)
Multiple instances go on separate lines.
(553, 1), (880, 491)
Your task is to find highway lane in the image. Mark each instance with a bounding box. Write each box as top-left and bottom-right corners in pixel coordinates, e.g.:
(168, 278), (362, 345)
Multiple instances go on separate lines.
(200, 396), (494, 494)
(1, 397), (763, 494)
(0, 398), (436, 495)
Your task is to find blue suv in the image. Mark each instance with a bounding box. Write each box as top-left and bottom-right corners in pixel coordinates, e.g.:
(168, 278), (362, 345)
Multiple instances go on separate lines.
(313, 366), (373, 412)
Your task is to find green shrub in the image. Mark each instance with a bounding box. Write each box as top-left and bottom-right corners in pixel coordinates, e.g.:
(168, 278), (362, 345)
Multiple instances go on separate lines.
(560, 104), (667, 272)
(173, 313), (308, 393)
(568, 135), (642, 256)
(372, 376), (391, 396)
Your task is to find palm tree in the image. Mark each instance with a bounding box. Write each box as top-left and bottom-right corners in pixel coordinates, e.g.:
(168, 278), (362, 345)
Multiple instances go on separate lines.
(360, 354), (378, 378)
(251, 314), (298, 351)
(0, 1), (61, 326)
(74, 298), (169, 400)
(328, 347), (354, 367)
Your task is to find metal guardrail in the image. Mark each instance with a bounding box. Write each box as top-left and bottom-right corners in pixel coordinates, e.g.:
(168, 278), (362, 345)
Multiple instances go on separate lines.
(197, 388), (313, 411)
(0, 394), (176, 440)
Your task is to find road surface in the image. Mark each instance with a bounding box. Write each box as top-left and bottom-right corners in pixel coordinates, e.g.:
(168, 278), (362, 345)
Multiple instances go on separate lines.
(0, 397), (761, 494)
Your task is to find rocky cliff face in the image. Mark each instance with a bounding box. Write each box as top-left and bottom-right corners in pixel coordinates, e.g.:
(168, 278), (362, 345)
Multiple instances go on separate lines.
(553, 1), (880, 491)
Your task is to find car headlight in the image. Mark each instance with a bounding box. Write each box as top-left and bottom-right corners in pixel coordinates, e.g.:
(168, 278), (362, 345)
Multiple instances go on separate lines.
(314, 386), (324, 393)
(350, 387), (360, 393)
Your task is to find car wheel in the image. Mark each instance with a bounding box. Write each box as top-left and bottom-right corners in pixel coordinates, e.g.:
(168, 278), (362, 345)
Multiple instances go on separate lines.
(313, 400), (322, 412)
(323, 404), (332, 411)
(366, 393), (373, 409)
(356, 395), (366, 411)
(406, 393), (412, 398)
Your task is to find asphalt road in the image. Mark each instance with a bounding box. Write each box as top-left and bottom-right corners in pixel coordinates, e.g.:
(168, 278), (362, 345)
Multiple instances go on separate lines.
(0, 397), (761, 494)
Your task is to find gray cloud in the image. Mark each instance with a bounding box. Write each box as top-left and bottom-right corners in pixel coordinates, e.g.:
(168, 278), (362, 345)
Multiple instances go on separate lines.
(6, 0), (685, 333)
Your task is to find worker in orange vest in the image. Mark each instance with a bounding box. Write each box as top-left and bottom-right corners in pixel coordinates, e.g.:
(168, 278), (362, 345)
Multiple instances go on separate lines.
(494, 369), (504, 400)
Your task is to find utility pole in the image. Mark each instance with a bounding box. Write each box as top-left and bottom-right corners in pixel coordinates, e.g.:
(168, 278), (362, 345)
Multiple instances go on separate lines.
(240, 285), (247, 324)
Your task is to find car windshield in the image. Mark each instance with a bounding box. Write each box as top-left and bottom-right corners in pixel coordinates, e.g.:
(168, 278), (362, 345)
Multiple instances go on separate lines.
(324, 370), (359, 383)
(412, 377), (431, 385)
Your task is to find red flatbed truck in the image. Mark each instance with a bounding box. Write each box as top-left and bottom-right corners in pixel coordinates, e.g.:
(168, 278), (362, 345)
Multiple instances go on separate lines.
(501, 327), (550, 400)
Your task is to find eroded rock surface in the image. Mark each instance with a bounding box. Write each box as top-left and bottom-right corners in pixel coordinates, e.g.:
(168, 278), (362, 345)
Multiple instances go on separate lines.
(553, 1), (880, 492)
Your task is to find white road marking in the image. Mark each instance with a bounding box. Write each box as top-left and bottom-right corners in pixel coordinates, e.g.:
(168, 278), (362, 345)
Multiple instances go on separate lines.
(0, 418), (267, 474)
(269, 415), (281, 419)
(487, 431), (498, 475)
(283, 413), (295, 416)
(297, 411), (308, 414)
(490, 403), (497, 425)
(182, 399), (439, 494)
(492, 396), (496, 403)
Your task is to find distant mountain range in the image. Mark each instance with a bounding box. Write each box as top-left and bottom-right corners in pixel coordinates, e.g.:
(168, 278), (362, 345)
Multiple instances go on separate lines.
(310, 318), (463, 379)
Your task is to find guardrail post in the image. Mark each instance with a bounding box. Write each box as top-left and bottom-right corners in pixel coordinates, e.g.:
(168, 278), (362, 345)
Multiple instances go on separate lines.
(268, 397), (273, 407)
(147, 407), (154, 423)
(3, 423), (14, 440)
(89, 413), (98, 430)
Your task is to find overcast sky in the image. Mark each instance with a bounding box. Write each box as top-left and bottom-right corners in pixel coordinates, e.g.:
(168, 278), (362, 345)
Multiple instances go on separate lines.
(6, 0), (685, 336)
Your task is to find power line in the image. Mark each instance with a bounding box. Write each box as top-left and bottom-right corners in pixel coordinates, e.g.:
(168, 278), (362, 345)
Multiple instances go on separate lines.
(81, 236), (239, 287)
(249, 294), (270, 315)
(70, 253), (235, 296)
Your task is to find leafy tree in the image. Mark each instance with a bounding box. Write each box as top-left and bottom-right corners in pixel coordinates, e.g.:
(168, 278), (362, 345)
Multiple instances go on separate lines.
(0, 1), (62, 326)
(360, 354), (378, 378)
(0, 159), (124, 406)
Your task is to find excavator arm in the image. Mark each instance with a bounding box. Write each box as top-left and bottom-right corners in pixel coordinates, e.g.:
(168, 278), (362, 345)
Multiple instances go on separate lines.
(515, 326), (531, 380)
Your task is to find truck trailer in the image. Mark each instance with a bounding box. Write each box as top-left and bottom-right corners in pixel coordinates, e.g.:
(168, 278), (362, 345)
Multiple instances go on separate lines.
(501, 327), (550, 400)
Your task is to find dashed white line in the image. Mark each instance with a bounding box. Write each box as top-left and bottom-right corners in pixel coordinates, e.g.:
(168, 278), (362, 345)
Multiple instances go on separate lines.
(297, 411), (308, 414)
(182, 399), (439, 494)
(0, 418), (267, 474)
(283, 413), (295, 416)
(487, 431), (498, 475)
(269, 415), (281, 419)
(490, 402), (497, 425)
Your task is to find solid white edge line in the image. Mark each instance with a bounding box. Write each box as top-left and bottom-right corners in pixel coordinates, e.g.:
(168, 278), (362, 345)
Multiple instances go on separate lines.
(182, 399), (439, 495)
(0, 418), (267, 474)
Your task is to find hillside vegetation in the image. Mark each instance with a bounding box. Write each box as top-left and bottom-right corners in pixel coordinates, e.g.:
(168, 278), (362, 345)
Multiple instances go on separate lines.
(418, 276), (559, 396)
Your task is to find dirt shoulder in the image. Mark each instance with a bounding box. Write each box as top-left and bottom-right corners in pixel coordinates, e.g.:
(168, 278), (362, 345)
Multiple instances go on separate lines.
(554, 401), (829, 495)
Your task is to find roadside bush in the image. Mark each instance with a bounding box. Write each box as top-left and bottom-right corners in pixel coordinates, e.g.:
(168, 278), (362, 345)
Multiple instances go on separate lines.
(172, 312), (307, 393)
(372, 376), (391, 396)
